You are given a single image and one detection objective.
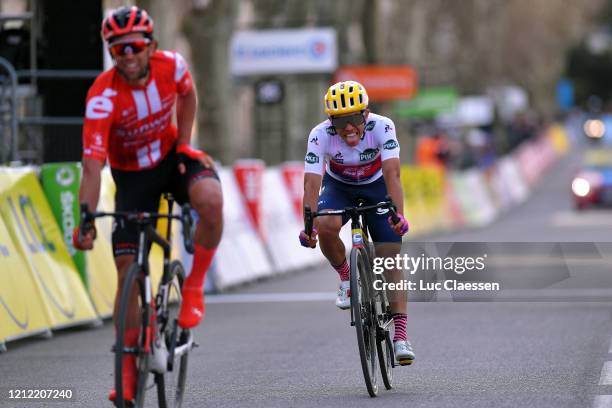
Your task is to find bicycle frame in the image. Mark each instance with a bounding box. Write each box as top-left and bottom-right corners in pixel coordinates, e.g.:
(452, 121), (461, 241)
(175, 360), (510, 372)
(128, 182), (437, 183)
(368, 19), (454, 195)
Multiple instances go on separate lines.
(79, 195), (195, 359)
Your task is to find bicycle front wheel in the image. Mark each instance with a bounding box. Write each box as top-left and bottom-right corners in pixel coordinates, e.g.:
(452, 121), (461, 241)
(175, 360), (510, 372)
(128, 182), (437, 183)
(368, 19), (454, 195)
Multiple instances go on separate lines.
(156, 260), (189, 408)
(115, 262), (151, 408)
(350, 247), (379, 397)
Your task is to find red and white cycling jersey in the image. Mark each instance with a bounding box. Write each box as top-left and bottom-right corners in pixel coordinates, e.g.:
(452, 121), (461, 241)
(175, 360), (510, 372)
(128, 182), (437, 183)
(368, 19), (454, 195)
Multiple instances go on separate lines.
(304, 113), (400, 185)
(82, 50), (193, 171)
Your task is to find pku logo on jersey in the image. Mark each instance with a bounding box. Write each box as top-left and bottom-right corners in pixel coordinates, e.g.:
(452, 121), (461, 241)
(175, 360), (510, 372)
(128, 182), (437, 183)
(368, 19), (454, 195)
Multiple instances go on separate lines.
(360, 148), (379, 162)
(383, 139), (399, 150)
(305, 152), (319, 164)
(365, 121), (376, 131)
(326, 126), (337, 136)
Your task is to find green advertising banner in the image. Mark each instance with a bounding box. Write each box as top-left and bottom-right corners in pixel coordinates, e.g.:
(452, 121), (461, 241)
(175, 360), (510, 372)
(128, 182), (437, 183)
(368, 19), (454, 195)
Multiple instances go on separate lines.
(394, 87), (458, 119)
(39, 163), (87, 287)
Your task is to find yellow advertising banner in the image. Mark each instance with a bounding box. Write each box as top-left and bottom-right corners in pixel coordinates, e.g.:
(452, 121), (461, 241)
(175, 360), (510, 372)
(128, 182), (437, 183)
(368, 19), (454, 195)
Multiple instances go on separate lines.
(0, 168), (98, 328)
(85, 167), (117, 317)
(0, 214), (51, 344)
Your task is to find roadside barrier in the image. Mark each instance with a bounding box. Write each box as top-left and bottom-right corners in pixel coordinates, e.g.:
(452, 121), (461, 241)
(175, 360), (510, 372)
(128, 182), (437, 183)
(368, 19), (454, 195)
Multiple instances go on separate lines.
(0, 122), (571, 350)
(0, 168), (98, 332)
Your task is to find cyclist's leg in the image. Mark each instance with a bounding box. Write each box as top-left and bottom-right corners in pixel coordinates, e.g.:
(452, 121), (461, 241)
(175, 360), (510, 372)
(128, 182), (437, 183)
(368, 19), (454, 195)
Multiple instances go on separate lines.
(317, 175), (355, 308)
(317, 174), (352, 267)
(169, 148), (222, 328)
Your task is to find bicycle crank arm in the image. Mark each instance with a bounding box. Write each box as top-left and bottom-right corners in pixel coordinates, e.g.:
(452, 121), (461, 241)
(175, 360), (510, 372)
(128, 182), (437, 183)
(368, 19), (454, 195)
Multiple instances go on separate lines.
(172, 333), (194, 358)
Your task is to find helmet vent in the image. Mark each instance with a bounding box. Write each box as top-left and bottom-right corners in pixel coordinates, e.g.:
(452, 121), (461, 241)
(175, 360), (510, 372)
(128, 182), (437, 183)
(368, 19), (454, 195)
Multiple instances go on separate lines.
(340, 93), (346, 107)
(349, 96), (354, 106)
(358, 94), (363, 104)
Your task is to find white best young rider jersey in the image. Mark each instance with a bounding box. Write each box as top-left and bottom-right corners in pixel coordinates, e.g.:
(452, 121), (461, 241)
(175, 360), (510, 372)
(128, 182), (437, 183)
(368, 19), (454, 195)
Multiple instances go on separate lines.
(304, 112), (400, 185)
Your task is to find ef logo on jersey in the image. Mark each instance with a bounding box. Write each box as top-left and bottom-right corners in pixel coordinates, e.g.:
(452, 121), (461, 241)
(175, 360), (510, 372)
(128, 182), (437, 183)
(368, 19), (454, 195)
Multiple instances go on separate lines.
(85, 88), (117, 120)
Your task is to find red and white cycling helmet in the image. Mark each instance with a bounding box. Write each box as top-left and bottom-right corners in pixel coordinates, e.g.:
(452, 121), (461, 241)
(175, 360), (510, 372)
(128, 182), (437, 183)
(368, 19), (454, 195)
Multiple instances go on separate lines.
(101, 6), (154, 42)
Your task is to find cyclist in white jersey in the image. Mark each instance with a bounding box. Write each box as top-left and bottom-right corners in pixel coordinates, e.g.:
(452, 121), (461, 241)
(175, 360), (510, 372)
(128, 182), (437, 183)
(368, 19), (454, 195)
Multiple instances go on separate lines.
(299, 81), (415, 365)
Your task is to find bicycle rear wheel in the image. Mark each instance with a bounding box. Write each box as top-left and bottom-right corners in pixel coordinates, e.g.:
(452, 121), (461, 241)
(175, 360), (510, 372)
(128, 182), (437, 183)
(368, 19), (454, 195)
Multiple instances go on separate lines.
(374, 276), (394, 390)
(156, 260), (189, 408)
(377, 323), (394, 390)
(115, 263), (151, 408)
(350, 247), (379, 397)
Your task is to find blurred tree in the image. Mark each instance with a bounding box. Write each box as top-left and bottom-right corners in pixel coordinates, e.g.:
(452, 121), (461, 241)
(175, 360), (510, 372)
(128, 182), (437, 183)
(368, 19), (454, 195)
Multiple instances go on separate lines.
(182, 0), (238, 163)
(134, 0), (606, 162)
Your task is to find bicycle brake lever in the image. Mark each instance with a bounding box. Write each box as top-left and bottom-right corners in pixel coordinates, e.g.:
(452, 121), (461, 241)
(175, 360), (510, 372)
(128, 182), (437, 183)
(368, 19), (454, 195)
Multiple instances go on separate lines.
(384, 195), (400, 224)
(304, 205), (313, 236)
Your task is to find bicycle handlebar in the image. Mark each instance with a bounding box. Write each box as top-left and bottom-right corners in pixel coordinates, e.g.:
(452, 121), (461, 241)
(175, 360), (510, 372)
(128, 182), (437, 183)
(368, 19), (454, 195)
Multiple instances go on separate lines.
(78, 202), (196, 254)
(304, 195), (400, 235)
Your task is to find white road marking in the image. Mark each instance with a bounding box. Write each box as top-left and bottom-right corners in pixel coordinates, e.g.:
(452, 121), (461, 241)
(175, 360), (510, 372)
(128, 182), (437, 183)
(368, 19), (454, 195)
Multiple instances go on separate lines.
(204, 288), (612, 304)
(551, 211), (612, 227)
(594, 395), (612, 408)
(600, 362), (612, 385)
(207, 292), (336, 304)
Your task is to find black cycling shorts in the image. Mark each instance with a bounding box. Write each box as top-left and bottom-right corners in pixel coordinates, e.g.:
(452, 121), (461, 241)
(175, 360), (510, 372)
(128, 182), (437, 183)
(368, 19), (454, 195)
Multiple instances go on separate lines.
(110, 145), (219, 257)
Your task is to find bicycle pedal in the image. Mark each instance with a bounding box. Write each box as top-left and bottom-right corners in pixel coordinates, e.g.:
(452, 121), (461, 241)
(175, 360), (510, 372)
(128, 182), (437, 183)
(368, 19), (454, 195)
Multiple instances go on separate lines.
(398, 358), (414, 366)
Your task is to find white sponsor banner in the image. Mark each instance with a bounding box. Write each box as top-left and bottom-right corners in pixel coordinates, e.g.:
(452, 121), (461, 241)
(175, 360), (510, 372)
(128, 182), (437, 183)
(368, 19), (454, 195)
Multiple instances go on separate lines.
(438, 96), (495, 127)
(230, 28), (337, 75)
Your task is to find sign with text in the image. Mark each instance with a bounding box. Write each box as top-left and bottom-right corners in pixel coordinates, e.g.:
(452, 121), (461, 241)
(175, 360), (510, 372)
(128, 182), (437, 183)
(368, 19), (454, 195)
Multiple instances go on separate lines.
(394, 87), (458, 119)
(230, 28), (337, 75)
(334, 65), (417, 102)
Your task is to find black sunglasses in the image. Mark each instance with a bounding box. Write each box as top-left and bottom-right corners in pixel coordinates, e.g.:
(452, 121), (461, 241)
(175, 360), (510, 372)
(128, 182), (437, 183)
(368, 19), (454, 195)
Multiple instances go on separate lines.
(331, 112), (365, 129)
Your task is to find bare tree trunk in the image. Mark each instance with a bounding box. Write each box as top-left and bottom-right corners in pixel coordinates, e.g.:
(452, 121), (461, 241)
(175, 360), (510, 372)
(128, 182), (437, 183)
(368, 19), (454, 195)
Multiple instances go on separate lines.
(182, 0), (238, 163)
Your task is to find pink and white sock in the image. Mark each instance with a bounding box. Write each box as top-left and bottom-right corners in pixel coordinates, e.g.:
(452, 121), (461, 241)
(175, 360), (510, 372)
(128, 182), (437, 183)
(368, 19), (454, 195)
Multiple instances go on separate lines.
(393, 313), (407, 341)
(333, 259), (350, 281)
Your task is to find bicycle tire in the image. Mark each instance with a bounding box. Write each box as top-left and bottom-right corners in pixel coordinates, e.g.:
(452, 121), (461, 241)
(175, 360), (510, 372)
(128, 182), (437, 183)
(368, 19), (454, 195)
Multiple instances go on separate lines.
(377, 317), (394, 390)
(115, 263), (151, 408)
(350, 247), (379, 397)
(156, 260), (189, 408)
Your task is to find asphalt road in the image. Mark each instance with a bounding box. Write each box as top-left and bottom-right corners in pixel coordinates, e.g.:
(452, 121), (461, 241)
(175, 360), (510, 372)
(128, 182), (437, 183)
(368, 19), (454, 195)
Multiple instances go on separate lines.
(3, 147), (612, 408)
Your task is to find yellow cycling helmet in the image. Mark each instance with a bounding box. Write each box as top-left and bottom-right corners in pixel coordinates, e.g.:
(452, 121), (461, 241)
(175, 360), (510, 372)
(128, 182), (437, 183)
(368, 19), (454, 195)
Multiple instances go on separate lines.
(324, 81), (369, 116)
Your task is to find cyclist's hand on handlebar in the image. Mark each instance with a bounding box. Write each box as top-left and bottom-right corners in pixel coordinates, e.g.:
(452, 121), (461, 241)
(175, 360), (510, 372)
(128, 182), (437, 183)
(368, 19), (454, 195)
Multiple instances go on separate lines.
(387, 214), (409, 236)
(72, 224), (97, 251)
(177, 143), (215, 174)
(299, 228), (318, 248)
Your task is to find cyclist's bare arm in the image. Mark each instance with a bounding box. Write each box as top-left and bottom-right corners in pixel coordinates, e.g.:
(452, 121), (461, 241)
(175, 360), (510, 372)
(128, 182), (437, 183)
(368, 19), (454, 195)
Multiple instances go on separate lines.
(303, 172), (322, 213)
(176, 86), (197, 146)
(381, 158), (404, 215)
(74, 157), (103, 249)
(80, 157), (104, 213)
(175, 85), (215, 169)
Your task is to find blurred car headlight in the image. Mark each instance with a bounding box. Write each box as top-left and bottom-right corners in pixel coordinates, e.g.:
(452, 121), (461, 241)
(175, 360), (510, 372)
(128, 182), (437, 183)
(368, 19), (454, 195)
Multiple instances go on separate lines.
(572, 177), (591, 197)
(584, 119), (605, 138)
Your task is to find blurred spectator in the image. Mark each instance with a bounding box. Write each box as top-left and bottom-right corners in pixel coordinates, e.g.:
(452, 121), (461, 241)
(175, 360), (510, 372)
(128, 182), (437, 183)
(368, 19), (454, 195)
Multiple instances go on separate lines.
(466, 128), (496, 169)
(506, 111), (538, 150)
(415, 132), (450, 169)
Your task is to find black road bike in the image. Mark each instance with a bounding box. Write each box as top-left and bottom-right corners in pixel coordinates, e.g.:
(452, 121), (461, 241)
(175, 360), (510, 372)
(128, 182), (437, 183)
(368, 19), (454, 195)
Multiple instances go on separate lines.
(78, 193), (196, 408)
(304, 196), (399, 397)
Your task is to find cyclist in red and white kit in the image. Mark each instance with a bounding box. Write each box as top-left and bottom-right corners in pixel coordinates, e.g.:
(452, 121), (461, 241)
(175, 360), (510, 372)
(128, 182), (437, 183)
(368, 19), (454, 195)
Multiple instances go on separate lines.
(72, 6), (222, 404)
